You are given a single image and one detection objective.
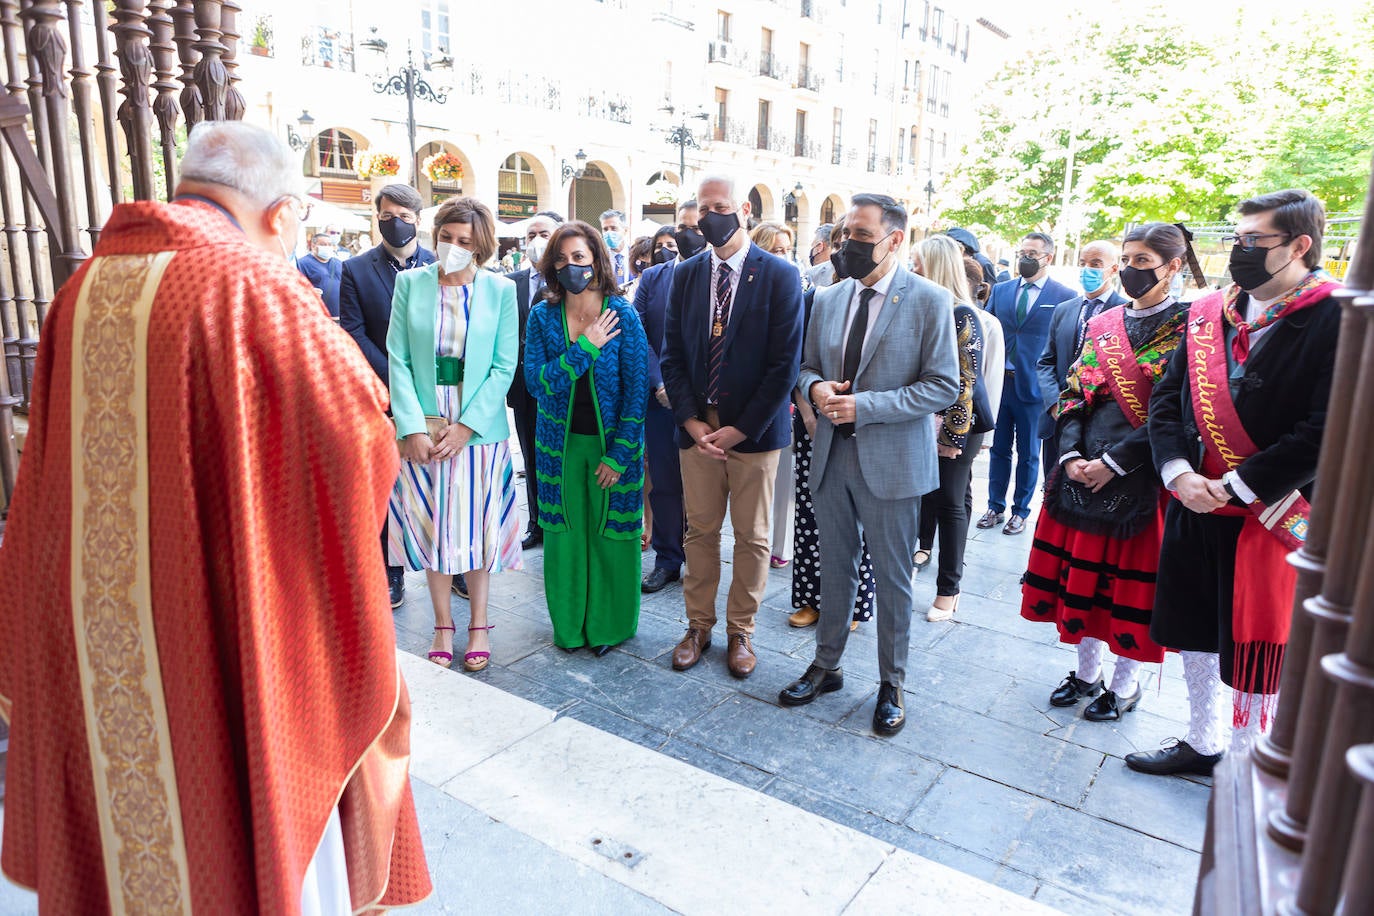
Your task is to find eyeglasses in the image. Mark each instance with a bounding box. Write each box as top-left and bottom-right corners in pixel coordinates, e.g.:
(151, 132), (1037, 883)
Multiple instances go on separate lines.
(378, 212), (418, 224)
(1221, 232), (1291, 252)
(275, 195), (311, 221)
(1015, 250), (1046, 260)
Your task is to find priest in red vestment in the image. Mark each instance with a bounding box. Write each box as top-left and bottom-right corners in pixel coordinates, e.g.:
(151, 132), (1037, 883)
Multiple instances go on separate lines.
(0, 121), (431, 913)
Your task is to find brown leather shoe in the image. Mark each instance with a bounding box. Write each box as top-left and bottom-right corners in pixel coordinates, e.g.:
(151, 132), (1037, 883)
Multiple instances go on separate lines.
(726, 633), (757, 679)
(788, 606), (820, 628)
(671, 628), (711, 671)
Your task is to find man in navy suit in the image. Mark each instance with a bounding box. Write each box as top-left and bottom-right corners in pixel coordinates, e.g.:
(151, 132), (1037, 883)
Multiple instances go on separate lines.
(505, 212), (561, 549)
(636, 199), (699, 593)
(1035, 240), (1127, 471)
(661, 176), (803, 679)
(977, 232), (1075, 535)
(338, 182), (436, 606)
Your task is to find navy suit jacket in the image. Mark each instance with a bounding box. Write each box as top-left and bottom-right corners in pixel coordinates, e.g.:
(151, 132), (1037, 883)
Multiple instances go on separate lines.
(988, 275), (1076, 404)
(505, 266), (545, 405)
(1035, 289), (1129, 437)
(634, 259), (677, 391)
(661, 244), (803, 452)
(339, 243), (436, 385)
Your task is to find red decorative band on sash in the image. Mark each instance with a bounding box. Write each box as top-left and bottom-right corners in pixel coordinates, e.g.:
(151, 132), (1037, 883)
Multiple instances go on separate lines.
(1088, 306), (1152, 430)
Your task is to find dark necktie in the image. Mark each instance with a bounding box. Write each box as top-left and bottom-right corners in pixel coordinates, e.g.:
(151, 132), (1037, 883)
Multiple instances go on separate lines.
(1008, 282), (1032, 362)
(1076, 298), (1104, 351)
(707, 263), (732, 403)
(838, 287), (876, 438)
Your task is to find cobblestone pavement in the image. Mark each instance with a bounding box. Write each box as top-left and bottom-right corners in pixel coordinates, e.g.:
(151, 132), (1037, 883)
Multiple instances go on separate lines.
(392, 449), (1208, 916)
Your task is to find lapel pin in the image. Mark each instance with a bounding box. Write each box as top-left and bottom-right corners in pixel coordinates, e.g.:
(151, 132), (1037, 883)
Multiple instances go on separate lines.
(891, 295), (899, 303)
(747, 275), (755, 282)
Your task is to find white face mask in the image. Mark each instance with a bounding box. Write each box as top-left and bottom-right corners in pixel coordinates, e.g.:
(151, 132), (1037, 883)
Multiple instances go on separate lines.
(525, 236), (548, 265)
(314, 246), (335, 261)
(437, 241), (475, 274)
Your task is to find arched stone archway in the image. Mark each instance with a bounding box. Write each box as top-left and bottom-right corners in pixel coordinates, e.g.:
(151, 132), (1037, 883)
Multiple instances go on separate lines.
(414, 140), (474, 207)
(302, 126), (374, 213)
(643, 170), (681, 223)
(748, 183), (776, 223)
(819, 194), (845, 226)
(493, 150), (553, 220)
(569, 159), (627, 225)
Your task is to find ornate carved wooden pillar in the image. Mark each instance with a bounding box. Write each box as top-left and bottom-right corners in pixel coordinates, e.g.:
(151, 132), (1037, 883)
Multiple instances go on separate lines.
(190, 0), (225, 122)
(87, 0), (123, 208)
(111, 0), (155, 201)
(1253, 285), (1368, 781)
(148, 0), (178, 197)
(62, 0), (104, 246)
(1268, 302), (1374, 850)
(22, 0), (84, 285)
(217, 0), (243, 120)
(1340, 744), (1374, 914)
(171, 0), (199, 127)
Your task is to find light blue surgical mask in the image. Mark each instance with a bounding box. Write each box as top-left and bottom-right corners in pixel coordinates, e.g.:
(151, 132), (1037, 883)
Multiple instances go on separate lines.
(1080, 267), (1106, 295)
(603, 230), (623, 251)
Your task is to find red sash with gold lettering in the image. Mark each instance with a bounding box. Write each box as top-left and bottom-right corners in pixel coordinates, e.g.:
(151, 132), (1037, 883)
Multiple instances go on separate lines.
(1185, 292), (1312, 549)
(1088, 306), (1152, 430)
(1183, 291), (1327, 724)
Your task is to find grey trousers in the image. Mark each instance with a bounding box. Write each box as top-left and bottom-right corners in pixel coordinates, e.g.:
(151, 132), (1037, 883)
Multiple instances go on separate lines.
(811, 436), (921, 687)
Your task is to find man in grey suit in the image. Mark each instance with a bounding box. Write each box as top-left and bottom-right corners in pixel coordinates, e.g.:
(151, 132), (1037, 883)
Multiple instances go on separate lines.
(1034, 240), (1127, 471)
(778, 194), (960, 736)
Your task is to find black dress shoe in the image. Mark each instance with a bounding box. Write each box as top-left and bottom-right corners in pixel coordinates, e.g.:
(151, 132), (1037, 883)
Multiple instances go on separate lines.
(557, 645), (579, 654)
(1125, 739), (1223, 777)
(1049, 670), (1104, 707)
(1084, 685), (1142, 722)
(873, 683), (906, 736)
(451, 573), (469, 600)
(976, 509), (1005, 529)
(778, 664), (844, 707)
(522, 529), (543, 550)
(591, 644), (614, 657)
(641, 567), (680, 594)
(387, 566), (405, 609)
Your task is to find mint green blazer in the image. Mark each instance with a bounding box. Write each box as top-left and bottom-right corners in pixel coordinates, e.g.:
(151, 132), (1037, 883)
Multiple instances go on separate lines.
(387, 265), (519, 445)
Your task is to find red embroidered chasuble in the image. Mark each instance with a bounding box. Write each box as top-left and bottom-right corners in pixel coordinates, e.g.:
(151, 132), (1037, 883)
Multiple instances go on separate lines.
(0, 200), (431, 913)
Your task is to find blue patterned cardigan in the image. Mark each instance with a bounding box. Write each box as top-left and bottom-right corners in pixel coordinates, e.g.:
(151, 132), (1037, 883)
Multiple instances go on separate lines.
(525, 295), (649, 539)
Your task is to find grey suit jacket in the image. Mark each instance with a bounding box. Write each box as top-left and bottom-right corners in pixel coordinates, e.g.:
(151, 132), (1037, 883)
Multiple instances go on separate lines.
(1035, 291), (1128, 437)
(797, 265), (960, 500)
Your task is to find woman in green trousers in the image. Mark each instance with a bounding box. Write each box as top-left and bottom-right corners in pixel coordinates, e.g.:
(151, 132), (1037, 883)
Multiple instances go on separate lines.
(525, 220), (650, 654)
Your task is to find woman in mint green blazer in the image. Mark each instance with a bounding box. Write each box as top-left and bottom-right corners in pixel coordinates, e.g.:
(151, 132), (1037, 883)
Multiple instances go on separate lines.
(387, 197), (522, 672)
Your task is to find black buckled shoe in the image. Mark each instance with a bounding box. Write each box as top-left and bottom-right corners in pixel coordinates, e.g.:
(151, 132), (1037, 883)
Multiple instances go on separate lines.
(1125, 739), (1223, 777)
(872, 683), (906, 736)
(1049, 670), (1105, 707)
(1083, 684), (1142, 722)
(778, 665), (844, 707)
(641, 567), (680, 594)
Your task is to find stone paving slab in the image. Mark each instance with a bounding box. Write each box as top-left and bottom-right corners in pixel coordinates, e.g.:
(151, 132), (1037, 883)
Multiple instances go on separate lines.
(385, 445), (1205, 915)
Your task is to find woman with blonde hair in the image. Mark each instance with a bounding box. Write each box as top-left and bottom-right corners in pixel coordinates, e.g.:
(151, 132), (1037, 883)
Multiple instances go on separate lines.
(911, 234), (994, 622)
(388, 197), (523, 671)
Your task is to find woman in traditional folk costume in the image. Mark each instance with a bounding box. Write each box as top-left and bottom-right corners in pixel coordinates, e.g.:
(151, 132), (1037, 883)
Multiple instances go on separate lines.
(526, 220), (649, 654)
(389, 197), (523, 672)
(1021, 223), (1199, 721)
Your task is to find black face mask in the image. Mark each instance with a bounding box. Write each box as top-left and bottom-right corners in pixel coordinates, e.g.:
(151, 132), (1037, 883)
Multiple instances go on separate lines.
(830, 243), (851, 280)
(838, 233), (892, 281)
(1118, 265), (1164, 300)
(1228, 244), (1289, 292)
(1017, 255), (1043, 280)
(653, 247), (676, 265)
(673, 228), (707, 259)
(699, 210), (741, 249)
(557, 263), (594, 295)
(378, 216), (417, 249)
(809, 246), (825, 266)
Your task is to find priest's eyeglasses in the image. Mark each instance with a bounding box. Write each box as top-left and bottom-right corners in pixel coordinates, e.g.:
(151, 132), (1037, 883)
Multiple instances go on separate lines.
(1222, 232), (1291, 252)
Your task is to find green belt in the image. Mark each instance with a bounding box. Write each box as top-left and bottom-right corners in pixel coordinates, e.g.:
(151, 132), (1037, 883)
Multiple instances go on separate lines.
(436, 355), (464, 386)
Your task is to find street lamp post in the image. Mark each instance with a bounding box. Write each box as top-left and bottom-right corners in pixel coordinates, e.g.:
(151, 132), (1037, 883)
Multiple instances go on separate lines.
(360, 32), (451, 183)
(658, 102), (709, 186)
(924, 179), (936, 237)
(285, 110), (315, 152)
